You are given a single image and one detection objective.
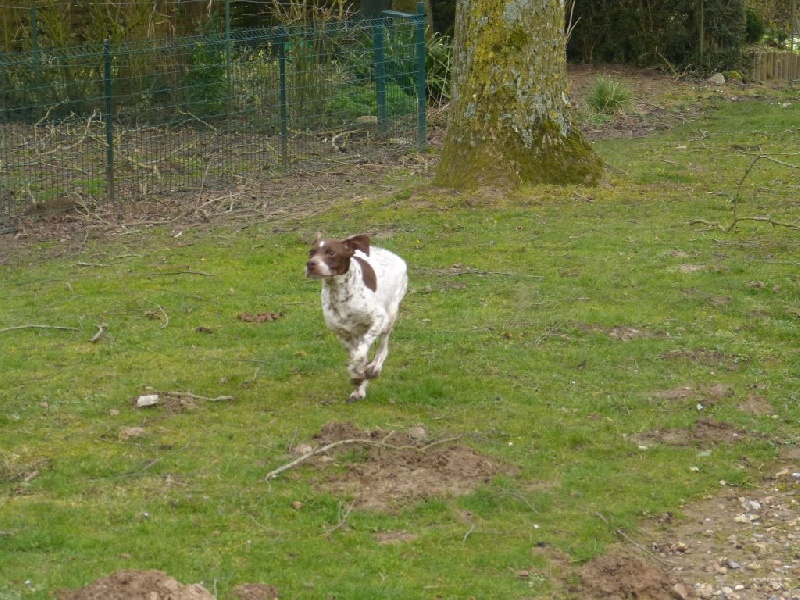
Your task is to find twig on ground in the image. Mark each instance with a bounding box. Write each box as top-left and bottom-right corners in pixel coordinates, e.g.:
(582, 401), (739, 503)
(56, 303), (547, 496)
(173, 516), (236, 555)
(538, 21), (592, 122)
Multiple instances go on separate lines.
(165, 391), (235, 403)
(462, 523), (476, 543)
(691, 152), (800, 232)
(89, 323), (108, 343)
(690, 216), (800, 232)
(264, 438), (374, 480)
(0, 324), (79, 334)
(595, 511), (668, 566)
(146, 270), (212, 277)
(325, 499), (356, 536)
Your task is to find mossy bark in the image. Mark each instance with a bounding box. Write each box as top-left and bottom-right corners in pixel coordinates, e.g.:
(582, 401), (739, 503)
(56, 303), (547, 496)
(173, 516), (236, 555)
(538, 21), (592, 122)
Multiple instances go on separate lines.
(434, 0), (602, 189)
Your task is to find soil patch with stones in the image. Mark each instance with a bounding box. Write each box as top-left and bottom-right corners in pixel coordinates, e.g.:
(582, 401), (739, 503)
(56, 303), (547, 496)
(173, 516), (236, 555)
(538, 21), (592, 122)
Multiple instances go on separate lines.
(296, 421), (503, 510)
(642, 461), (800, 600)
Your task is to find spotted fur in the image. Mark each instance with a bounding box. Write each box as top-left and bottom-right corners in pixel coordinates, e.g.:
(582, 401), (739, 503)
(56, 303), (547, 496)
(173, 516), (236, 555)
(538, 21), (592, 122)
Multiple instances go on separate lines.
(306, 232), (407, 401)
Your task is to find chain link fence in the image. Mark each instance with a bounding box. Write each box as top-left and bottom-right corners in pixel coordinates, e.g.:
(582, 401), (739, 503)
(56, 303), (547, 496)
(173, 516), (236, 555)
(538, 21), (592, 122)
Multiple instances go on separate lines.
(0, 10), (426, 230)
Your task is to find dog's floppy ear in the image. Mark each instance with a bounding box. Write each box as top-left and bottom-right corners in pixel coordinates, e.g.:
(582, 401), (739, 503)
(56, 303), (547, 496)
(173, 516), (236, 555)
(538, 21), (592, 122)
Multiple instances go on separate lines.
(344, 234), (371, 256)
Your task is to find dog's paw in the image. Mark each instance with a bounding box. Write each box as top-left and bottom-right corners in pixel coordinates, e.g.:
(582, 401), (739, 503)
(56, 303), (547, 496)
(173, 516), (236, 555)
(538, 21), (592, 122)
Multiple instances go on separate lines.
(348, 389), (366, 402)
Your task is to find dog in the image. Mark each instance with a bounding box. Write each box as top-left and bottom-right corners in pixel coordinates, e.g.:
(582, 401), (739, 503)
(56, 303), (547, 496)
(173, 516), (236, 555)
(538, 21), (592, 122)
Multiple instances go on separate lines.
(305, 232), (407, 401)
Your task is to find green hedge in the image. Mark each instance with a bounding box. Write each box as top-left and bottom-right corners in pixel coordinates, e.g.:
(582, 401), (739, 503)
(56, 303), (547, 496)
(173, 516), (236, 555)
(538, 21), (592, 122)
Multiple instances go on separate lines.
(567, 0), (747, 73)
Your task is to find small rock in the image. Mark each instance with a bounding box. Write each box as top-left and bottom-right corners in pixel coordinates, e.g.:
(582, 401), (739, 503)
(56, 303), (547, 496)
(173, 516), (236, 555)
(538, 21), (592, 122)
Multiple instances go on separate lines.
(291, 501), (303, 510)
(708, 73), (726, 85)
(695, 582), (714, 598)
(408, 426), (427, 442)
(135, 394), (160, 408)
(672, 582), (690, 599)
(751, 542), (767, 554)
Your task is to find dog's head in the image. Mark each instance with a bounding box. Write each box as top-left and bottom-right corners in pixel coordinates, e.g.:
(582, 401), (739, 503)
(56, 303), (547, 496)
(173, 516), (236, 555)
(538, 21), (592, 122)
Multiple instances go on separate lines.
(305, 233), (371, 280)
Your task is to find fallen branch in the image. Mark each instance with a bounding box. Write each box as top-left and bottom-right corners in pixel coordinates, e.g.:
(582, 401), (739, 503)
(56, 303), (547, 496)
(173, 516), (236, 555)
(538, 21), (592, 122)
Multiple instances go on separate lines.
(595, 512), (668, 566)
(89, 323), (108, 343)
(147, 270), (211, 277)
(264, 438), (374, 480)
(690, 216), (800, 232)
(164, 391), (234, 403)
(693, 152), (800, 232)
(0, 324), (79, 334)
(324, 499), (356, 536)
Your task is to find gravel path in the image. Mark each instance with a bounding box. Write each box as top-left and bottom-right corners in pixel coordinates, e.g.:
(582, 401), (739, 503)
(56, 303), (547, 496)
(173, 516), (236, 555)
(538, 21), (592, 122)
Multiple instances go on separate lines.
(647, 465), (800, 599)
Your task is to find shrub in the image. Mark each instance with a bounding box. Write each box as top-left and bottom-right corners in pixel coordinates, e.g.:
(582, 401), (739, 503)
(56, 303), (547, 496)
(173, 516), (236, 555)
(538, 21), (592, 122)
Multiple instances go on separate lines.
(745, 6), (767, 43)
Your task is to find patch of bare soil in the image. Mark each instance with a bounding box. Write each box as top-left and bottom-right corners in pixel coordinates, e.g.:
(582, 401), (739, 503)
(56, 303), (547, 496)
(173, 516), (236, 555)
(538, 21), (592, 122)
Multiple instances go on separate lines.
(580, 323), (668, 341)
(231, 583), (280, 600)
(58, 570), (215, 600)
(629, 418), (749, 448)
(661, 349), (749, 371)
(296, 421), (502, 510)
(0, 152), (432, 267)
(577, 552), (691, 600)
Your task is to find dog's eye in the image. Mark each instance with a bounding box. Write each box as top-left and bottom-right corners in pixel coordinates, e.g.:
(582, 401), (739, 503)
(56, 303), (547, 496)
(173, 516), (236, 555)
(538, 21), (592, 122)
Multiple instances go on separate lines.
(326, 249), (335, 257)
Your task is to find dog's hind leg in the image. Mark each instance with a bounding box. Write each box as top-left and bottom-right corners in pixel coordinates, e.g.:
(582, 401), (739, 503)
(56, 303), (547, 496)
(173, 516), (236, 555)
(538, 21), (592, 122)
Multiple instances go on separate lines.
(365, 328), (392, 379)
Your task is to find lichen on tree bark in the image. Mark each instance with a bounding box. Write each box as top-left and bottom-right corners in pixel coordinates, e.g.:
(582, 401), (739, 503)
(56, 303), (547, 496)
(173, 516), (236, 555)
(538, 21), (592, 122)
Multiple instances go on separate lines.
(434, 0), (602, 189)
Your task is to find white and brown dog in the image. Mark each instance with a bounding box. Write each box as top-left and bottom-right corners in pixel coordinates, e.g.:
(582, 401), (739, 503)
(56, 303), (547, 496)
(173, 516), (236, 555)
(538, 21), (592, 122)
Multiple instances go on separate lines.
(306, 233), (407, 401)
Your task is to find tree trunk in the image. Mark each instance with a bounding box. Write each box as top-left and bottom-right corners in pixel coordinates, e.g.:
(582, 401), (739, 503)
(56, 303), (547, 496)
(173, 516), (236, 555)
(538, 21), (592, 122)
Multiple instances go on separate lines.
(435, 0), (602, 189)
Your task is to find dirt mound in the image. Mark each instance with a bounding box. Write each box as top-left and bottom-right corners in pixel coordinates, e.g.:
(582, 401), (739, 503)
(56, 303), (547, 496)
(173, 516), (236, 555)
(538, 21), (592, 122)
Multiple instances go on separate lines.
(630, 418), (748, 448)
(304, 421), (501, 510)
(578, 552), (691, 600)
(58, 570), (214, 600)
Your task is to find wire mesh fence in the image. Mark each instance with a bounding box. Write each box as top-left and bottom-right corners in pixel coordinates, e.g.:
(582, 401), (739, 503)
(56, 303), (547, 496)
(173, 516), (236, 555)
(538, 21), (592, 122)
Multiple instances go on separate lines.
(0, 10), (426, 229)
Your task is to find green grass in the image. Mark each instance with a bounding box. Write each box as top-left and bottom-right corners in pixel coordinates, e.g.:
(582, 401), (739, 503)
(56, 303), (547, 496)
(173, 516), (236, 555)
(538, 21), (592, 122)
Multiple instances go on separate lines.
(1, 91), (799, 598)
(586, 75), (632, 113)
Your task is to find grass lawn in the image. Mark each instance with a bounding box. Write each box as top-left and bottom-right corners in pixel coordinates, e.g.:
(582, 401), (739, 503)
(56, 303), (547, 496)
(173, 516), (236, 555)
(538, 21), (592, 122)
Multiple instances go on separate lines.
(1, 82), (799, 598)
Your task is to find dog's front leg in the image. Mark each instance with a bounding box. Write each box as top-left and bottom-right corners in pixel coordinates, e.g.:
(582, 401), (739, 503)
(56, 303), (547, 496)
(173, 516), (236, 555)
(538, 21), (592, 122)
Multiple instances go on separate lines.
(346, 326), (383, 402)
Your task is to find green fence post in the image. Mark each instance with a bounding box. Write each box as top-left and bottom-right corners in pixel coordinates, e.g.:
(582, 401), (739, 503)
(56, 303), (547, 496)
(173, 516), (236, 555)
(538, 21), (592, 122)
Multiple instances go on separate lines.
(374, 21), (388, 135)
(414, 1), (427, 148)
(278, 30), (289, 172)
(30, 5), (42, 103)
(225, 0), (232, 92)
(103, 39), (115, 203)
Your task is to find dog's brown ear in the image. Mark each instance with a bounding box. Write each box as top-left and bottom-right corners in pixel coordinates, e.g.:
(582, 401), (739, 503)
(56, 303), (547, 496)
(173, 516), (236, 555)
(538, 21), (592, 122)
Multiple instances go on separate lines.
(344, 234), (370, 256)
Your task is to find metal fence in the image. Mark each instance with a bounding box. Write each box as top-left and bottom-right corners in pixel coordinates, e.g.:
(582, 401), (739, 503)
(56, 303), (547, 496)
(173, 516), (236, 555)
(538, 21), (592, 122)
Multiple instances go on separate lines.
(0, 9), (426, 228)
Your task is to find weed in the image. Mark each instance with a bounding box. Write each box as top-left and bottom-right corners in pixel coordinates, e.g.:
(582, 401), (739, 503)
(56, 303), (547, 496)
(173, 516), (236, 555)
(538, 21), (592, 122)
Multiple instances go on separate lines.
(586, 75), (632, 113)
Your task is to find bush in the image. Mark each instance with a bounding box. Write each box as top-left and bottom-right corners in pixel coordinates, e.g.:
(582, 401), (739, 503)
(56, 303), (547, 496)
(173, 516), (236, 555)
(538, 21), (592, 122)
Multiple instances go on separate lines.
(567, 0), (748, 73)
(745, 6), (767, 43)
